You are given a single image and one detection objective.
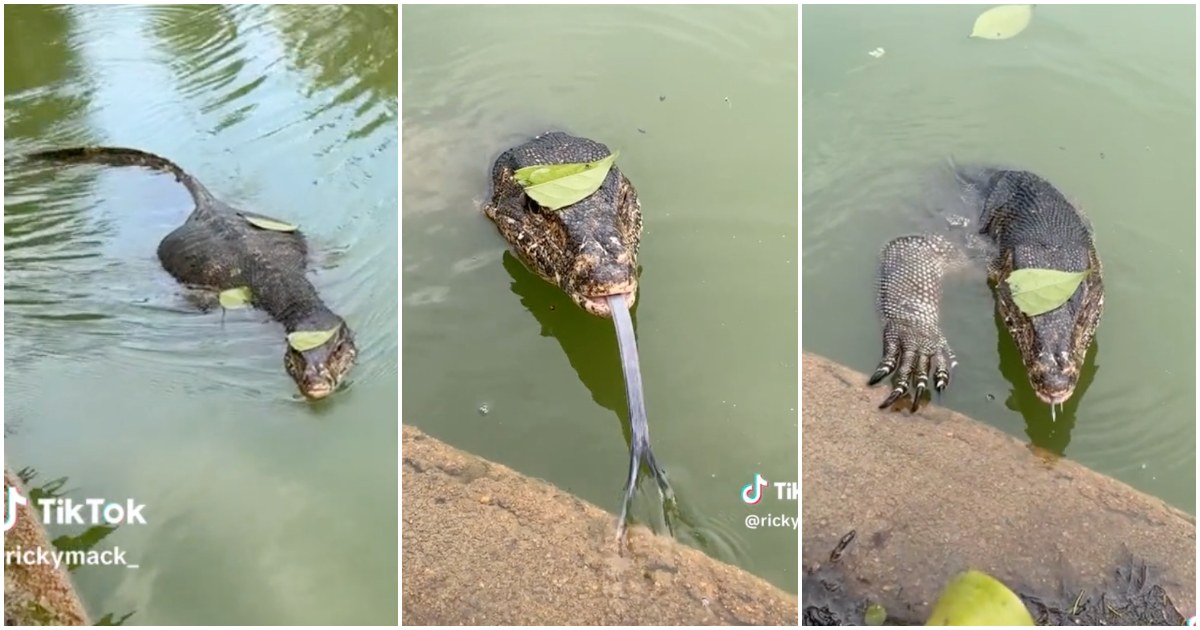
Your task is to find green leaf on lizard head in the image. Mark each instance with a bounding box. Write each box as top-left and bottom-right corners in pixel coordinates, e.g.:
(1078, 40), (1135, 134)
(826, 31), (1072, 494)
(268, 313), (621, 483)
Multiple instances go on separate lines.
(287, 327), (339, 352)
(511, 149), (621, 211)
(926, 570), (1034, 626)
(1006, 268), (1089, 317)
(218, 287), (253, 309)
(970, 5), (1034, 40)
(513, 162), (589, 187)
(241, 213), (298, 232)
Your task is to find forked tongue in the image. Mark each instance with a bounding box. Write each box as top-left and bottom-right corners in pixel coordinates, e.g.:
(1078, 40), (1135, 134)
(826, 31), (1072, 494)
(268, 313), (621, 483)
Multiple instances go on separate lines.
(608, 294), (673, 542)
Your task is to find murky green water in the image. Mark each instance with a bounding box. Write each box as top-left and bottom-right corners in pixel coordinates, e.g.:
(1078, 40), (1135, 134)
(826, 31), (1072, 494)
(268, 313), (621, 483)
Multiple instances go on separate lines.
(802, 6), (1195, 514)
(4, 5), (397, 625)
(402, 6), (799, 592)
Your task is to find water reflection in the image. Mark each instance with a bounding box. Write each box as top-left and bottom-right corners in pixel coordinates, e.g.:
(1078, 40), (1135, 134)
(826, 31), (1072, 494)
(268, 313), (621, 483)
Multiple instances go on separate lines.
(500, 244), (751, 569)
(994, 306), (1099, 455)
(5, 3), (397, 624)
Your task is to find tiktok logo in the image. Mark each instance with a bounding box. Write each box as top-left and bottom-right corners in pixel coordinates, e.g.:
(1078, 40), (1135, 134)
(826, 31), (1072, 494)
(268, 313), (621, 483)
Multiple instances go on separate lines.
(3, 486), (29, 532)
(741, 473), (770, 505)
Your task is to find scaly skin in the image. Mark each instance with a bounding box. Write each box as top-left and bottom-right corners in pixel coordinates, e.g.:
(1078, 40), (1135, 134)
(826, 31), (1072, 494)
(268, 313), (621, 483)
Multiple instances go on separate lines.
(868, 167), (1104, 412)
(483, 131), (642, 318)
(25, 147), (356, 400)
(483, 131), (672, 542)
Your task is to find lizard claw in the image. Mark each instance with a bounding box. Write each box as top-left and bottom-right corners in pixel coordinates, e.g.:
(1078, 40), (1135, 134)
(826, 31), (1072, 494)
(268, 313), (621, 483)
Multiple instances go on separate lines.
(869, 321), (956, 413)
(868, 362), (894, 386)
(932, 347), (956, 393)
(867, 336), (901, 386)
(869, 233), (962, 414)
(879, 381), (909, 409)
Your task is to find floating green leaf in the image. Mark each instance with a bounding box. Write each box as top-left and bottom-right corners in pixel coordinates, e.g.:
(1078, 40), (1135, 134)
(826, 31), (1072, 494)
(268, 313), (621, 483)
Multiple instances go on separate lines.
(287, 327), (338, 352)
(241, 213), (298, 232)
(927, 570), (1034, 626)
(864, 603), (887, 626)
(512, 149), (620, 211)
(1006, 268), (1089, 316)
(970, 5), (1034, 40)
(218, 286), (253, 309)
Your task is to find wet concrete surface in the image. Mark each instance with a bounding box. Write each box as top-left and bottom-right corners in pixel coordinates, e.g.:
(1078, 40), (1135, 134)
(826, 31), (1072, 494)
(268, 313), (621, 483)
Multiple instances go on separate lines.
(802, 352), (1195, 625)
(4, 465), (91, 626)
(402, 424), (799, 625)
(11, 353), (1189, 625)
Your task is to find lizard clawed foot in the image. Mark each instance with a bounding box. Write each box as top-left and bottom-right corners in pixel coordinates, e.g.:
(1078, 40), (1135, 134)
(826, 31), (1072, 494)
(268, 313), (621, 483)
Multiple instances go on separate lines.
(868, 324), (956, 413)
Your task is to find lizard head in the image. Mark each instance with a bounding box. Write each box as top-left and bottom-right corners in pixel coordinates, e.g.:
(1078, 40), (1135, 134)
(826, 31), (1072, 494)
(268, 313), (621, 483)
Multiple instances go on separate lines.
(284, 315), (357, 400)
(561, 222), (640, 318)
(999, 265), (1104, 406)
(487, 132), (643, 319)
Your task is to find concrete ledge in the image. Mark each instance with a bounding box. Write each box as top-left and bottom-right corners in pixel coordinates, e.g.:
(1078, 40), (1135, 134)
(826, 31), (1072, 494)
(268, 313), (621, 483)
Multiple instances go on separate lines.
(802, 352), (1195, 623)
(401, 424), (799, 626)
(4, 465), (91, 626)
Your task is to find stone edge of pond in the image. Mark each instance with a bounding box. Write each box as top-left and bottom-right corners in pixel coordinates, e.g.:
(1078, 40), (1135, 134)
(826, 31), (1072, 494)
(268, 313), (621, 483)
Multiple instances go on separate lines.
(401, 424), (800, 626)
(801, 351), (1196, 624)
(4, 465), (91, 626)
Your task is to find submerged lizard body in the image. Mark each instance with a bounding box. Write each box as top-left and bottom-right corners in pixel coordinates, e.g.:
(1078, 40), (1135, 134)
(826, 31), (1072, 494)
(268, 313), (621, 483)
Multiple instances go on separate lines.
(869, 167), (1104, 414)
(27, 147), (357, 399)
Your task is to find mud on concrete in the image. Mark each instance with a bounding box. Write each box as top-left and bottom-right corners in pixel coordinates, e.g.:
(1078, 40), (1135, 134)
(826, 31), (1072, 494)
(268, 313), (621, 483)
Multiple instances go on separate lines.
(801, 352), (1195, 625)
(402, 424), (799, 626)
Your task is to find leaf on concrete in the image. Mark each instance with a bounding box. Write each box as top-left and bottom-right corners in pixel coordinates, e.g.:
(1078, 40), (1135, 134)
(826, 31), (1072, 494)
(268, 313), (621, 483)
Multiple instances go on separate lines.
(927, 570), (1035, 626)
(864, 603), (887, 625)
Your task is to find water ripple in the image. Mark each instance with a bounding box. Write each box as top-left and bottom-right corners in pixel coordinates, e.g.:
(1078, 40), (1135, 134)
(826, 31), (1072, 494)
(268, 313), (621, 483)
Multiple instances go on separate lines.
(803, 7), (1194, 511)
(6, 4), (396, 406)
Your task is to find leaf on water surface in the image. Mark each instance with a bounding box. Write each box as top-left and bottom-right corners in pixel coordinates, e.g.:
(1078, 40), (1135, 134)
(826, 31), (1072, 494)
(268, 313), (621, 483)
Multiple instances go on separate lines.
(1006, 268), (1089, 317)
(970, 5), (1034, 40)
(241, 213), (299, 232)
(926, 570), (1035, 626)
(218, 286), (253, 309)
(512, 149), (621, 211)
(287, 327), (338, 352)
